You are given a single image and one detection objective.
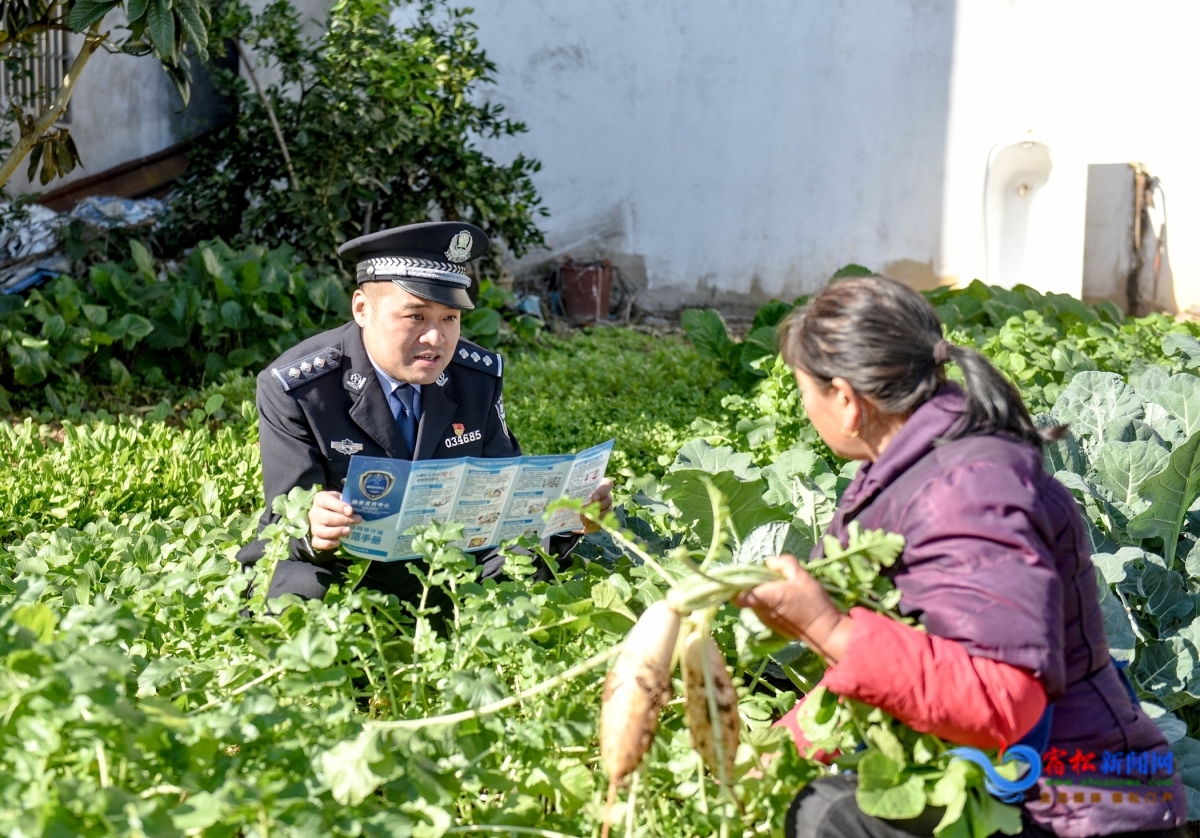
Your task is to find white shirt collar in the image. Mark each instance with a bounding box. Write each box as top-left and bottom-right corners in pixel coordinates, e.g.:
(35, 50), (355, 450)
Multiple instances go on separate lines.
(365, 351), (421, 397)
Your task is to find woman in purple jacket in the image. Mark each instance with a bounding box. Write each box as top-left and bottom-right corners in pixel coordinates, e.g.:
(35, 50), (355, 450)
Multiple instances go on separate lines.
(737, 277), (1186, 838)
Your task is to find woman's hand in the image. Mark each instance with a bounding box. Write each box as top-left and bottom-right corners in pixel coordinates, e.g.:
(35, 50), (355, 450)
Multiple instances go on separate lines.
(734, 554), (855, 664)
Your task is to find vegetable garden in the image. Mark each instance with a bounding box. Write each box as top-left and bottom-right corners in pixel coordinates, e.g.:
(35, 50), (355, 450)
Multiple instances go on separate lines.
(3, 273), (1200, 836)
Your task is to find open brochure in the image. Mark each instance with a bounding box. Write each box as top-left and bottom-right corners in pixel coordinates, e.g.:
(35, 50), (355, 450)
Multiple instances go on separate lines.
(339, 440), (614, 561)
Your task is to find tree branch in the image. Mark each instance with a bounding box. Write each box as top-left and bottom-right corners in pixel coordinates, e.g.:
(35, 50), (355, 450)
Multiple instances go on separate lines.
(0, 22), (106, 189)
(235, 38), (300, 192)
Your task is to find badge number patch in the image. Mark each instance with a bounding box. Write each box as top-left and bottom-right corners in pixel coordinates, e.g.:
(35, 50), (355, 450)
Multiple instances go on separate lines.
(332, 439), (363, 456)
(444, 427), (482, 448)
(360, 470), (395, 501)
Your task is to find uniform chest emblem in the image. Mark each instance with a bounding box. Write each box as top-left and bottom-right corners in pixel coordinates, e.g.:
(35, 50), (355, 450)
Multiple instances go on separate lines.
(436, 372), (449, 387)
(347, 373), (367, 392)
(360, 470), (394, 500)
(444, 425), (482, 448)
(332, 439), (364, 456)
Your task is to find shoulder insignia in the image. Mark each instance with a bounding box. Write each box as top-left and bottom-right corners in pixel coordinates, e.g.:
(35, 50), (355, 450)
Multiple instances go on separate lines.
(450, 340), (503, 377)
(271, 347), (342, 392)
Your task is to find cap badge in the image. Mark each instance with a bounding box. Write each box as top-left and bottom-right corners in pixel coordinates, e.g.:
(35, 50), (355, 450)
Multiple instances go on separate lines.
(347, 373), (367, 392)
(445, 230), (473, 263)
(453, 423), (465, 437)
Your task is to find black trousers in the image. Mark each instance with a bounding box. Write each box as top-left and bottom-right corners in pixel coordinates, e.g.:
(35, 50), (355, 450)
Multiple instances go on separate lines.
(785, 777), (1187, 838)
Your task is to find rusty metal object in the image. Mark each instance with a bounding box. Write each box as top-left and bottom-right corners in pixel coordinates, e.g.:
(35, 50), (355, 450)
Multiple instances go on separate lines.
(559, 257), (612, 323)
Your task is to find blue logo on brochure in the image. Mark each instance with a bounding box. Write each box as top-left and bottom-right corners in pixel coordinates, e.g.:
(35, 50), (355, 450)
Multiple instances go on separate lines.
(359, 470), (395, 500)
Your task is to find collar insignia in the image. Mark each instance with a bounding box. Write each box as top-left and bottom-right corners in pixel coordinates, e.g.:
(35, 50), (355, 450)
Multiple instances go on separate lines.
(332, 439), (364, 456)
(347, 373), (367, 393)
(436, 372), (449, 387)
(445, 230), (473, 263)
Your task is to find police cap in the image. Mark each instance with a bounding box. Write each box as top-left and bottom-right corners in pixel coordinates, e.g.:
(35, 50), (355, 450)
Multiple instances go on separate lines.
(337, 221), (489, 310)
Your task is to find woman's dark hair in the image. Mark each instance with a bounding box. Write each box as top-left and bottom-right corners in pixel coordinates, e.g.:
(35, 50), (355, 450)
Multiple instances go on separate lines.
(779, 275), (1053, 448)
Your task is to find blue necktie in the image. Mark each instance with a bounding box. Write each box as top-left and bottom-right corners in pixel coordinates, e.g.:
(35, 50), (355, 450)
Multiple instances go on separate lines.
(391, 384), (421, 453)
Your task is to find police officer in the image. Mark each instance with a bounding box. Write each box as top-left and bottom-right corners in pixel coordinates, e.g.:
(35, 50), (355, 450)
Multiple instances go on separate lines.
(236, 221), (613, 601)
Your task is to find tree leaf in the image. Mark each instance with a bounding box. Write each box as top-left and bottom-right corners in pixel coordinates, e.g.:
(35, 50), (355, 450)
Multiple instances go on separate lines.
(146, 0), (177, 59)
(174, 0), (208, 57)
(127, 0), (151, 22)
(67, 0), (120, 32)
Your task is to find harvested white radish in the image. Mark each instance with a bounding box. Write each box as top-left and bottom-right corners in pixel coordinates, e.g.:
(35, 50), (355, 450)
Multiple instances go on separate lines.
(682, 630), (740, 782)
(599, 600), (680, 781)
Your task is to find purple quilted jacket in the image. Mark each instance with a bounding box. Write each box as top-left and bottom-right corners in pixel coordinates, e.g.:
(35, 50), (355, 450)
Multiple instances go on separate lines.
(815, 384), (1186, 836)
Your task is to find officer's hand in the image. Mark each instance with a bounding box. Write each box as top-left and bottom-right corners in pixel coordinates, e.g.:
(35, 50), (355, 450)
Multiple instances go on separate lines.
(581, 478), (615, 534)
(309, 490), (362, 552)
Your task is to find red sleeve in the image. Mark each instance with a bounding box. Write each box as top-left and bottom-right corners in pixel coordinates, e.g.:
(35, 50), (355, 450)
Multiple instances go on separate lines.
(821, 608), (1047, 750)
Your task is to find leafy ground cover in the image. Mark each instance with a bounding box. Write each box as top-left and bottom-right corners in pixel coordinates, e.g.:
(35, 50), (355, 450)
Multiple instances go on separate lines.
(4, 281), (1200, 834)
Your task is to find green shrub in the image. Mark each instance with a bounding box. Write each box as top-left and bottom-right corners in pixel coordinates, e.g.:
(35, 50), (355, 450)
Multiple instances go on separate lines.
(164, 0), (546, 272)
(0, 239), (348, 410)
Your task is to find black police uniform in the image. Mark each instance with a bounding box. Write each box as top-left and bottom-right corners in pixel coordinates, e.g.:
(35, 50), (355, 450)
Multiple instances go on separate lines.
(236, 221), (569, 602)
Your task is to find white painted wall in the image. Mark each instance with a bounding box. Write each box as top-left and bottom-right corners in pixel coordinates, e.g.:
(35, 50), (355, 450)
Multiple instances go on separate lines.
(938, 0), (1200, 312)
(10, 1), (1197, 314)
(473, 0), (958, 310)
(474, 0), (1200, 312)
